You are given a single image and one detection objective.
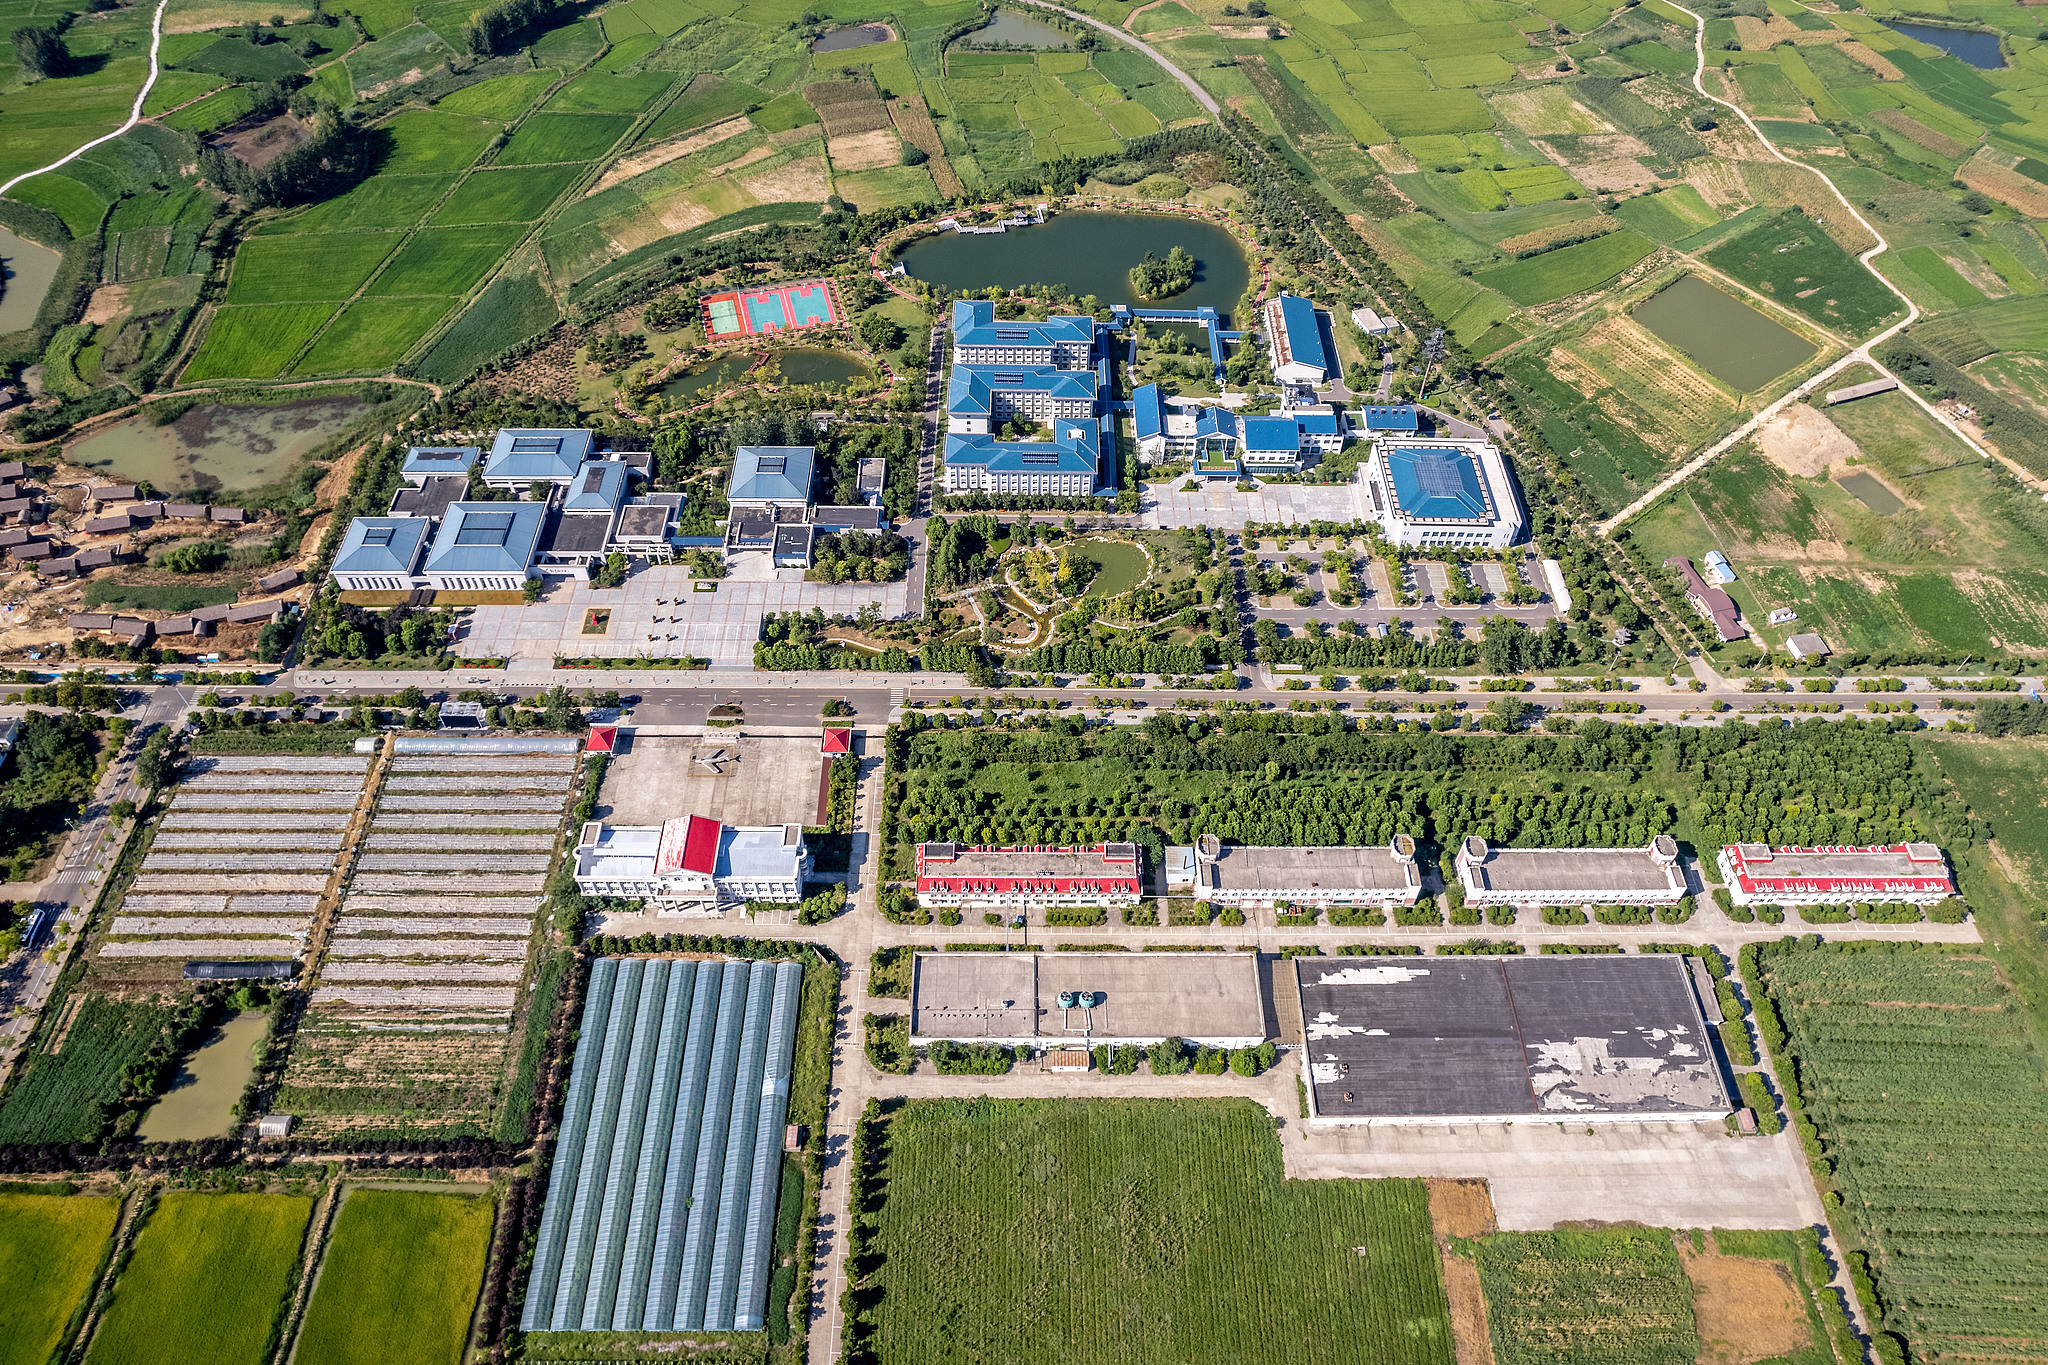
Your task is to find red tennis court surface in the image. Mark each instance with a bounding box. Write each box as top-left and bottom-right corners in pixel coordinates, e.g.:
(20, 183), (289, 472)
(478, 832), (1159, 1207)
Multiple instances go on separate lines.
(700, 279), (843, 338)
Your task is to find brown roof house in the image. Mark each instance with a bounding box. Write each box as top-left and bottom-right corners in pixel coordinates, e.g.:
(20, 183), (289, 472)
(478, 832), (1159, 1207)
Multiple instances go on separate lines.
(1665, 557), (1745, 643)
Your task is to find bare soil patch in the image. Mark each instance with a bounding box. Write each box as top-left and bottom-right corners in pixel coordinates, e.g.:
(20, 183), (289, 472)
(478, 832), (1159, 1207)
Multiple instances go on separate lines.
(1685, 1253), (1811, 1365)
(1428, 1178), (1497, 1239)
(1839, 40), (1904, 80)
(1500, 215), (1619, 256)
(83, 284), (132, 327)
(1441, 1250), (1495, 1365)
(209, 113), (308, 171)
(739, 156), (830, 205)
(1757, 402), (1862, 477)
(828, 127), (902, 171)
(1961, 150), (2048, 218)
(586, 116), (752, 196)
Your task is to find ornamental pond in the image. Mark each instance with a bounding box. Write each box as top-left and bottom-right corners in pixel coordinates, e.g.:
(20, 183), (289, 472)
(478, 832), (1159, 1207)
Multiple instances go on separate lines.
(896, 211), (1252, 325)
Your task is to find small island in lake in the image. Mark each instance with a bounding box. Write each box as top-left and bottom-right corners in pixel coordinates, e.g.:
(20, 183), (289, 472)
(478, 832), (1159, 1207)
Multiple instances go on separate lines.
(1129, 246), (1195, 300)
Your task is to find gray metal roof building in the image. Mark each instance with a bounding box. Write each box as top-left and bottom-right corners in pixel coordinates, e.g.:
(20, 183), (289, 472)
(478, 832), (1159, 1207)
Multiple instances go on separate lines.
(1295, 955), (1729, 1126)
(726, 446), (816, 508)
(911, 951), (1266, 1048)
(523, 956), (805, 1333)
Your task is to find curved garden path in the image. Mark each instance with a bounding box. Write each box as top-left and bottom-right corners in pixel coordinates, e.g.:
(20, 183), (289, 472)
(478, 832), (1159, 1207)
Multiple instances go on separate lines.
(1596, 1), (2015, 534)
(0, 0), (173, 198)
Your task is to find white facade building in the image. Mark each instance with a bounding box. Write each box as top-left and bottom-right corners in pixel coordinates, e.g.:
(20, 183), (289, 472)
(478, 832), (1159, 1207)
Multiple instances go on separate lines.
(1191, 833), (1422, 909)
(1717, 843), (1954, 906)
(572, 815), (810, 912)
(1365, 437), (1526, 550)
(1456, 835), (1687, 907)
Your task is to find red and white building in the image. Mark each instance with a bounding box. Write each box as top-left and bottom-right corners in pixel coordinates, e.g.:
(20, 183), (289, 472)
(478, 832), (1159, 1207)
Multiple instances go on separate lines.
(915, 842), (1144, 909)
(573, 814), (810, 912)
(1717, 842), (1954, 906)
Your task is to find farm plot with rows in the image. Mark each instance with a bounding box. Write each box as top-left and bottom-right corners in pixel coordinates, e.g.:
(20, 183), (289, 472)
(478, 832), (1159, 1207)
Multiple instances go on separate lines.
(91, 754), (370, 979)
(0, 1193), (121, 1365)
(1756, 941), (2048, 1364)
(276, 746), (580, 1138)
(1473, 1225), (1698, 1365)
(866, 1098), (1452, 1365)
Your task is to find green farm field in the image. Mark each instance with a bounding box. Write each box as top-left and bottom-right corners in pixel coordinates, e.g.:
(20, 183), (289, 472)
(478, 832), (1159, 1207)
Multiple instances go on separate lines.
(292, 297), (455, 373)
(1475, 1226), (1697, 1365)
(1704, 211), (1903, 337)
(1756, 941), (2048, 1365)
(868, 1099), (1452, 1365)
(0, 995), (178, 1143)
(366, 225), (527, 296)
(224, 234), (400, 303)
(182, 303), (336, 381)
(432, 165), (584, 224)
(1478, 231), (1658, 305)
(496, 113), (633, 166)
(293, 1189), (493, 1365)
(0, 1195), (119, 1365)
(85, 1193), (312, 1365)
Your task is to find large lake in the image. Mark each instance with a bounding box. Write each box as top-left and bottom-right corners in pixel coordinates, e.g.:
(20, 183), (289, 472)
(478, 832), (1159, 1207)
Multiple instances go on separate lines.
(897, 211), (1252, 325)
(67, 396), (368, 492)
(1882, 20), (2005, 69)
(1632, 274), (1816, 393)
(0, 226), (62, 334)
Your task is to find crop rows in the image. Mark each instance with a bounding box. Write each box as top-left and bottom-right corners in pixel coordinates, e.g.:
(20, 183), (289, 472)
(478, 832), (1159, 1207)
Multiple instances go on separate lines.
(869, 1099), (1453, 1365)
(159, 813), (353, 831)
(110, 917), (308, 936)
(151, 831), (344, 850)
(100, 938), (304, 957)
(141, 853), (339, 872)
(280, 749), (575, 1137)
(1473, 1226), (1697, 1365)
(1761, 943), (2048, 1362)
(176, 793), (361, 809)
(123, 894), (318, 914)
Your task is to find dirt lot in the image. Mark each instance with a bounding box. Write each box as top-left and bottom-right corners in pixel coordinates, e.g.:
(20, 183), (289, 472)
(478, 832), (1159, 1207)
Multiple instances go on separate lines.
(1685, 1244), (1813, 1365)
(1440, 1251), (1494, 1365)
(597, 735), (826, 828)
(1757, 402), (1863, 478)
(1428, 1179), (1498, 1238)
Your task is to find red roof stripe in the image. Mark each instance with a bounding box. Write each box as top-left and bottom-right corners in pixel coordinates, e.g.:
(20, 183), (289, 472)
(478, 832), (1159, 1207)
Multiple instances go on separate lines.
(681, 815), (722, 876)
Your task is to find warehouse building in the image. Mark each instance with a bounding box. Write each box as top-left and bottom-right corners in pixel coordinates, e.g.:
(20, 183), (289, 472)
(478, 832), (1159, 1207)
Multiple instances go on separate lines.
(1188, 833), (1422, 909)
(1296, 954), (1730, 1126)
(911, 951), (1266, 1048)
(1455, 835), (1687, 907)
(1365, 437), (1525, 550)
(915, 841), (1143, 908)
(1717, 842), (1954, 906)
(572, 815), (810, 911)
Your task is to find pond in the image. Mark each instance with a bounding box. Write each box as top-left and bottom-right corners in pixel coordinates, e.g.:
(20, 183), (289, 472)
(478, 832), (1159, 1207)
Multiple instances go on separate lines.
(1073, 538), (1150, 597)
(1631, 273), (1816, 393)
(67, 396), (369, 492)
(1838, 470), (1905, 516)
(954, 9), (1072, 48)
(897, 211), (1253, 325)
(658, 347), (870, 401)
(1881, 20), (2005, 69)
(812, 23), (892, 53)
(138, 1011), (267, 1142)
(0, 226), (63, 335)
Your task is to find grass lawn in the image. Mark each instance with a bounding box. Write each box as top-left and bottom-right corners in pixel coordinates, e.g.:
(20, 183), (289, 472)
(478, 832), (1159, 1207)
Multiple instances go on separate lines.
(293, 1189), (493, 1365)
(0, 1195), (120, 1365)
(86, 1193), (312, 1365)
(868, 1099), (1451, 1365)
(1070, 536), (1150, 596)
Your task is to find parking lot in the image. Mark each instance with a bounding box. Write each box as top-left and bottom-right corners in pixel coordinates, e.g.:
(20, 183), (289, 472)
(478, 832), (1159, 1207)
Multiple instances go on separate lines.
(1240, 546), (1563, 636)
(596, 734), (828, 829)
(1139, 478), (1364, 530)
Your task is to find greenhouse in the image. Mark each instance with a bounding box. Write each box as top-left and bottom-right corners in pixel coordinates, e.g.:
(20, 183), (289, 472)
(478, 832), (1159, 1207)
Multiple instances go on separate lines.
(522, 956), (804, 1333)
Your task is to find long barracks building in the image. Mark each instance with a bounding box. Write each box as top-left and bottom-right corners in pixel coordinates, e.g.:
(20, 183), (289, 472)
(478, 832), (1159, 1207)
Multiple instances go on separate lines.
(915, 841), (1144, 908)
(1717, 843), (1954, 905)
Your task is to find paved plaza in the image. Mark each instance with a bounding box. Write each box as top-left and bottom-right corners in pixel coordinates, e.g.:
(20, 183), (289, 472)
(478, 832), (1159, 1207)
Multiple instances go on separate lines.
(1139, 478), (1363, 529)
(456, 565), (910, 664)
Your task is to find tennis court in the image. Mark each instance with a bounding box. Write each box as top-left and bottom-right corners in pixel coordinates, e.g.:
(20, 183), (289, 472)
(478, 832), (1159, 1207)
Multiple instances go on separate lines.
(700, 278), (842, 338)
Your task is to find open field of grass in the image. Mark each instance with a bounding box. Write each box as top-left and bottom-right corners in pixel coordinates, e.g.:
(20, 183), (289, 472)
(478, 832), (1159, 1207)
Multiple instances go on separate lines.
(293, 1189), (493, 1365)
(1705, 211), (1903, 337)
(433, 69), (563, 119)
(1757, 940), (2048, 1365)
(432, 165), (583, 224)
(292, 297), (455, 373)
(257, 174), (457, 235)
(497, 113), (634, 165)
(0, 1195), (120, 1365)
(224, 234), (400, 303)
(869, 1099), (1451, 1365)
(1478, 231), (1657, 306)
(365, 225), (527, 297)
(86, 1193), (312, 1365)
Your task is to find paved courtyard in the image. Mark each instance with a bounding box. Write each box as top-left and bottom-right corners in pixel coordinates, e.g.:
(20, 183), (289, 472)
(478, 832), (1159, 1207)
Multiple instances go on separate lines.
(456, 565), (910, 664)
(598, 736), (828, 828)
(1139, 479), (1363, 529)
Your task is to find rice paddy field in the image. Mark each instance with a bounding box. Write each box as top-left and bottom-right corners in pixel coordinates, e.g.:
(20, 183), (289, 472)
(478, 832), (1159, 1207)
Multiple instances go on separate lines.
(866, 1098), (1453, 1365)
(293, 1188), (495, 1365)
(84, 1192), (312, 1365)
(0, 1194), (120, 1365)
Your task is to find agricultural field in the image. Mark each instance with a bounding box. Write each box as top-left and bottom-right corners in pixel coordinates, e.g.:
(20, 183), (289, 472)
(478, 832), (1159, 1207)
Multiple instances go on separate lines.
(0, 1194), (120, 1365)
(274, 748), (576, 1139)
(1473, 1225), (1697, 1365)
(294, 1188), (494, 1365)
(0, 994), (182, 1143)
(1477, 230), (1657, 307)
(1624, 391), (2048, 656)
(866, 1099), (1452, 1365)
(1703, 211), (1904, 337)
(85, 1193), (312, 1365)
(1756, 941), (2048, 1364)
